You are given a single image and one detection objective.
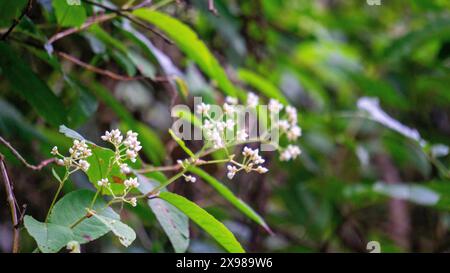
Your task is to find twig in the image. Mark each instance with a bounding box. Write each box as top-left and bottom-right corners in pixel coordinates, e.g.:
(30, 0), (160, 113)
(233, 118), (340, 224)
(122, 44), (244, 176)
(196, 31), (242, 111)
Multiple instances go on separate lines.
(0, 136), (54, 171)
(0, 154), (20, 253)
(208, 0), (218, 15)
(81, 0), (173, 44)
(57, 51), (145, 81)
(1, 0), (34, 41)
(129, 0), (153, 10)
(56, 50), (170, 82)
(47, 13), (116, 47)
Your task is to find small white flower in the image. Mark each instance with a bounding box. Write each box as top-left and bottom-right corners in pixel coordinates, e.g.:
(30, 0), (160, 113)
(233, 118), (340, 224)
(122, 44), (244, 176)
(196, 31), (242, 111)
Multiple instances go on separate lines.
(203, 120), (214, 130)
(279, 150), (291, 161)
(225, 119), (235, 130)
(236, 129), (248, 142)
(78, 160), (90, 172)
(97, 178), (109, 187)
(51, 146), (58, 155)
(196, 102), (211, 115)
(124, 177), (139, 188)
(277, 120), (290, 132)
(129, 197), (137, 207)
(286, 106), (298, 124)
(223, 103), (235, 115)
(225, 96), (238, 105)
(268, 99), (283, 113)
(184, 175), (196, 183)
(126, 130), (138, 139)
(216, 121), (227, 132)
(287, 125), (302, 141)
(242, 146), (257, 158)
(280, 145), (301, 161)
(227, 165), (238, 179)
(126, 149), (138, 161)
(242, 146), (252, 157)
(120, 163), (131, 174)
(101, 129), (123, 145)
(255, 166), (269, 174)
(247, 92), (259, 108)
(101, 131), (111, 141)
(56, 159), (65, 166)
(253, 154), (265, 165)
(209, 129), (224, 149)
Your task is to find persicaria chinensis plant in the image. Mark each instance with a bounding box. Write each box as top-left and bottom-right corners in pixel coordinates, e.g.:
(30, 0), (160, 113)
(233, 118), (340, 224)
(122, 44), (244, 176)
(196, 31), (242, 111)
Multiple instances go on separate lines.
(21, 94), (302, 253)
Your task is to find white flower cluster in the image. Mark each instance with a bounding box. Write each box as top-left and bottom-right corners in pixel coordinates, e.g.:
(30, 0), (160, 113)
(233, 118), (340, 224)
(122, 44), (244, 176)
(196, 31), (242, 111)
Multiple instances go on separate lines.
(276, 104), (301, 142)
(52, 140), (92, 172)
(97, 178), (110, 187)
(226, 146), (268, 179)
(96, 176), (139, 207)
(268, 98), (302, 162)
(176, 159), (197, 183)
(101, 129), (142, 163)
(196, 98), (248, 149)
(184, 175), (197, 183)
(124, 177), (139, 189)
(99, 129), (142, 206)
(101, 129), (142, 170)
(279, 144), (302, 161)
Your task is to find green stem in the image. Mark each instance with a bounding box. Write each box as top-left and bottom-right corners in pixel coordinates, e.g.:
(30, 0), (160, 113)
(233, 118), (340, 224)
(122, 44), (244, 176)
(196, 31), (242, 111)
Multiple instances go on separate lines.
(69, 215), (88, 229)
(89, 188), (101, 209)
(45, 171), (69, 223)
(135, 171), (186, 199)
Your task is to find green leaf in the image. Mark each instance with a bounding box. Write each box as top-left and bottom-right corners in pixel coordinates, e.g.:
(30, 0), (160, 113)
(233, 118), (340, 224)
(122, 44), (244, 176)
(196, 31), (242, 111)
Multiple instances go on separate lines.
(111, 50), (137, 77)
(57, 126), (139, 195)
(158, 192), (245, 253)
(92, 214), (136, 247)
(169, 129), (195, 158)
(0, 42), (67, 127)
(66, 78), (99, 128)
(137, 175), (189, 253)
(24, 215), (73, 253)
(51, 168), (62, 183)
(85, 145), (127, 195)
(174, 77), (189, 101)
(349, 73), (407, 110)
(52, 0), (87, 27)
(49, 189), (120, 243)
(384, 16), (450, 62)
(0, 99), (44, 142)
(58, 125), (94, 144)
(189, 166), (272, 233)
(132, 9), (240, 98)
(0, 0), (27, 27)
(127, 50), (157, 79)
(237, 69), (289, 105)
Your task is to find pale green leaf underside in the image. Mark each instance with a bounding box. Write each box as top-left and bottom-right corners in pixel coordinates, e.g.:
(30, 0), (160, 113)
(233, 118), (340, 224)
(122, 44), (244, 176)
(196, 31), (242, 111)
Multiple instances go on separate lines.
(92, 214), (136, 247)
(137, 175), (190, 253)
(24, 216), (73, 253)
(49, 189), (119, 243)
